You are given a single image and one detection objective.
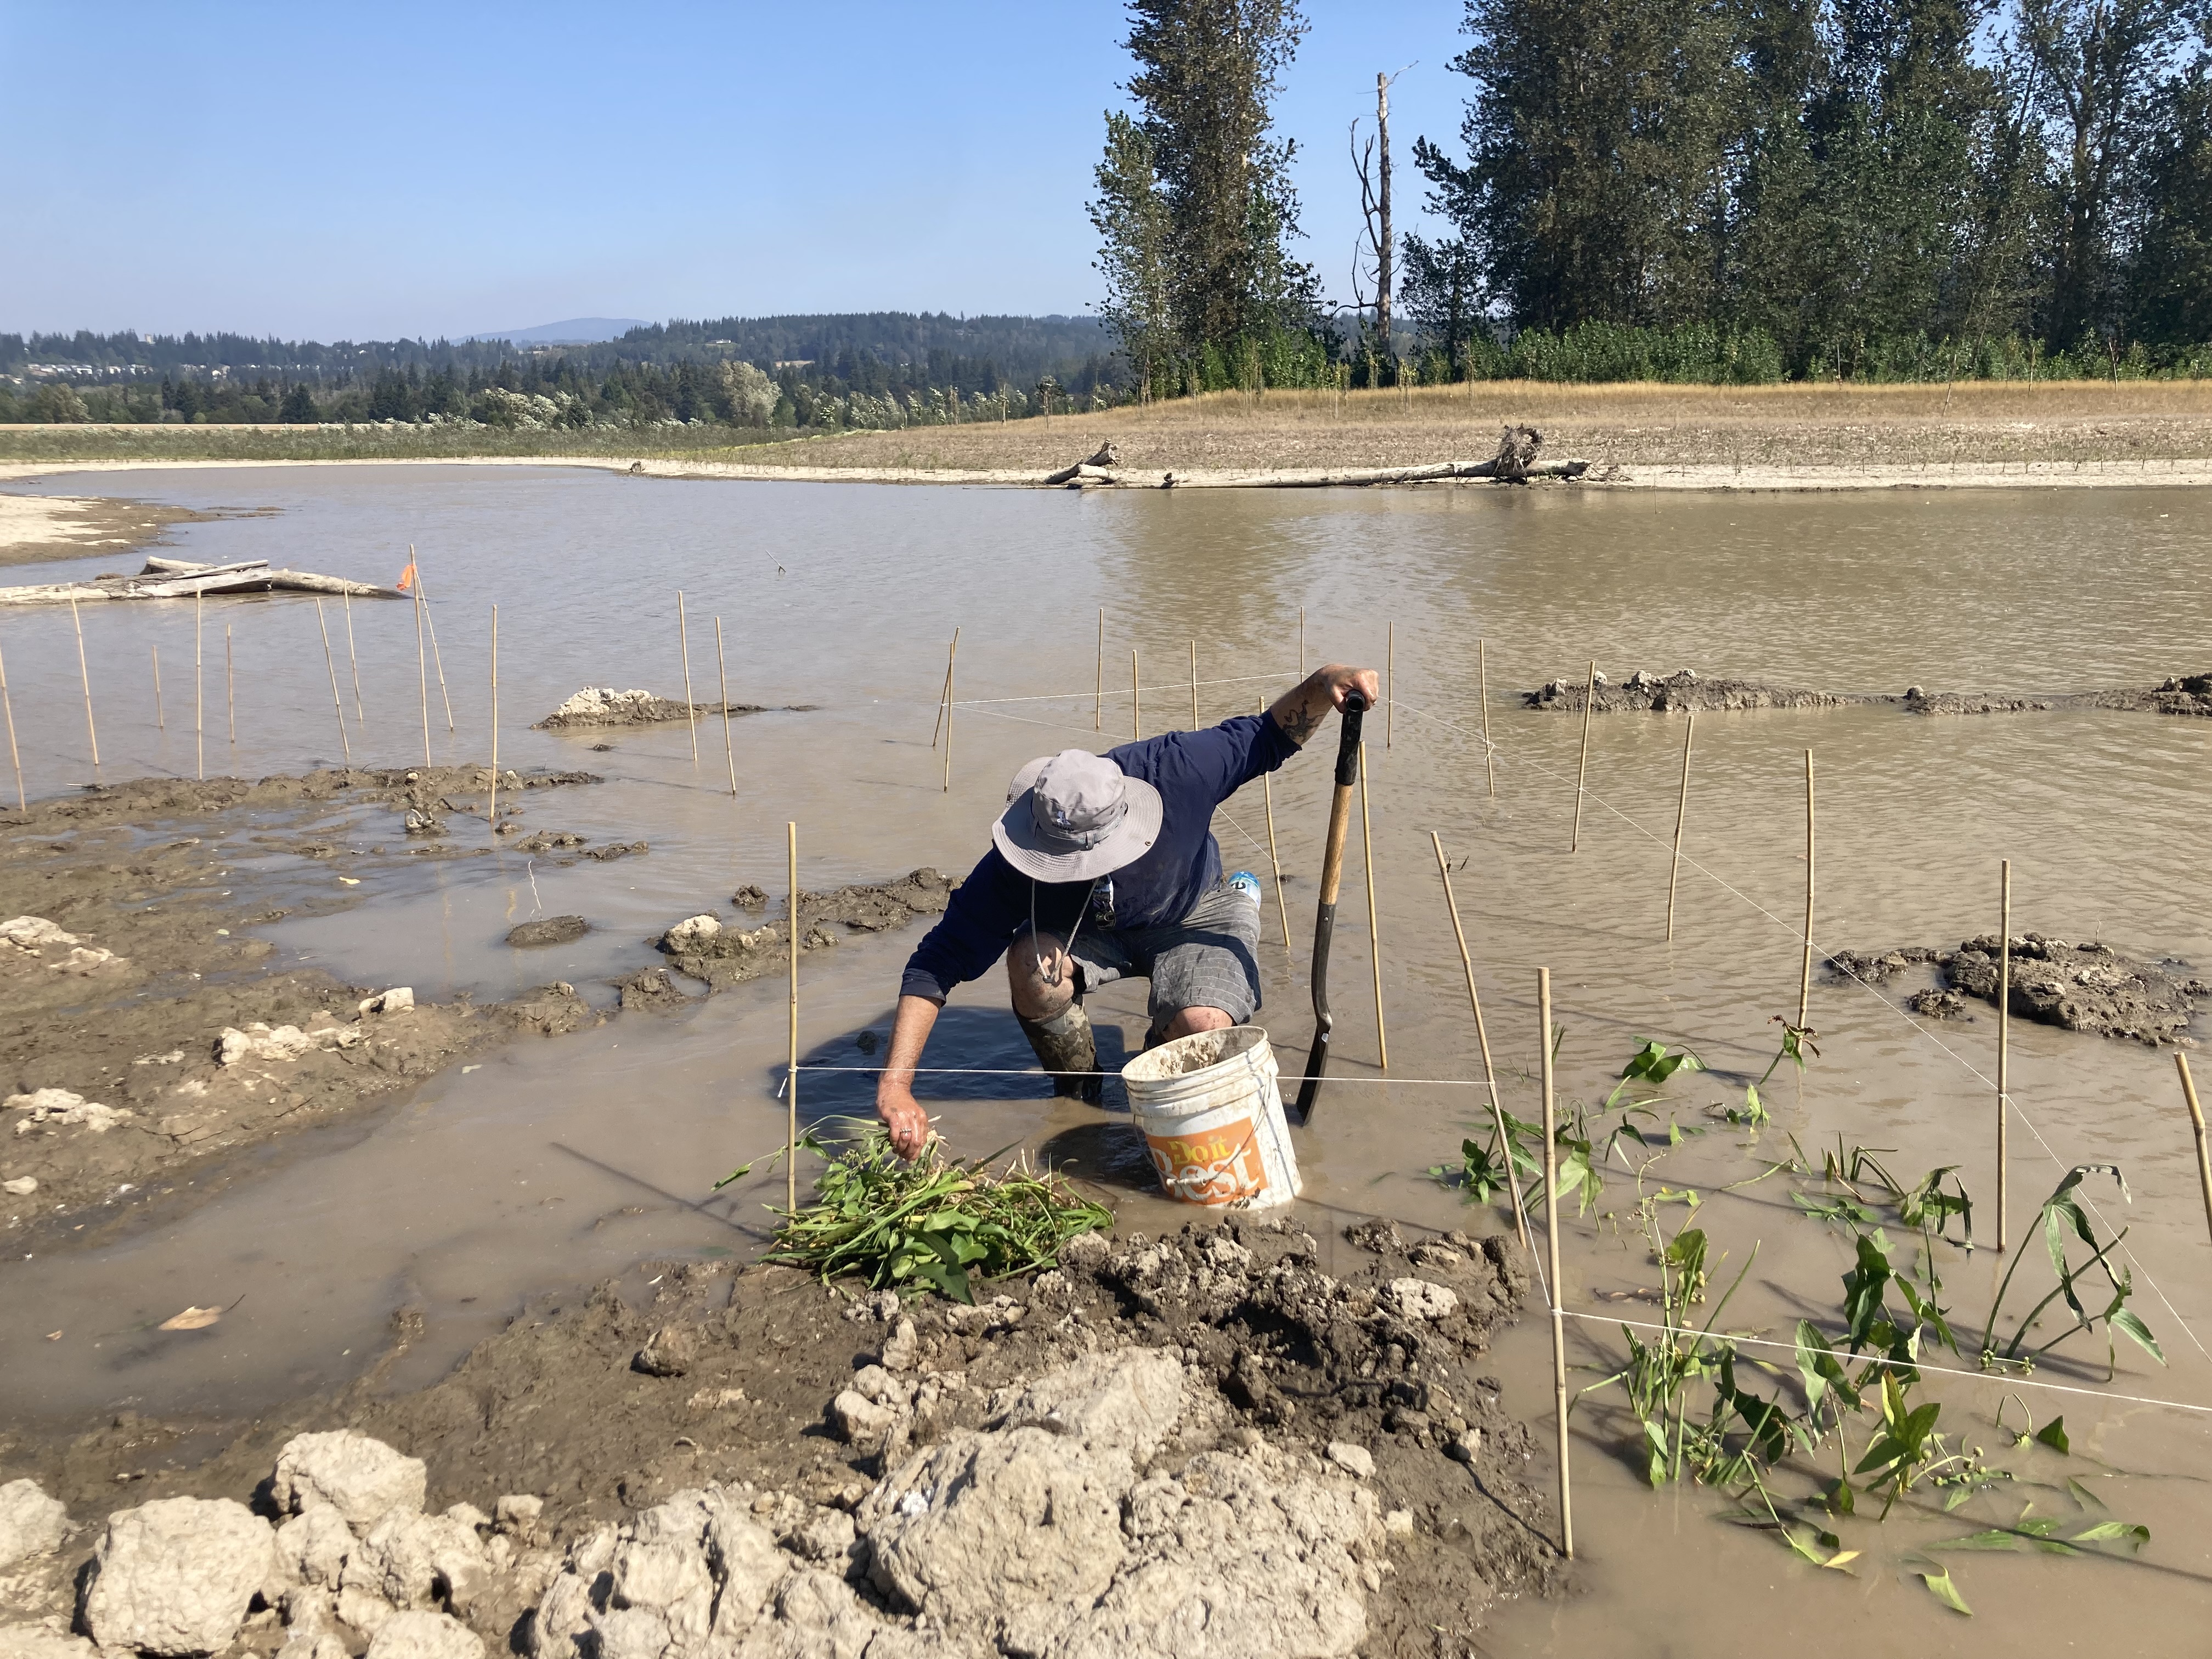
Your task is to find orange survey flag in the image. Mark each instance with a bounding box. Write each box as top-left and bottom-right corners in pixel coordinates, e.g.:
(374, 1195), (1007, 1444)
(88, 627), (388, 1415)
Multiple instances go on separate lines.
(395, 560), (416, 592)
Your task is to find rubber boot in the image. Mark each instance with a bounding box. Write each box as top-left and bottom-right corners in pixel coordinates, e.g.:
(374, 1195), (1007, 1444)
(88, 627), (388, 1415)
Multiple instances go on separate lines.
(1019, 1000), (1103, 1105)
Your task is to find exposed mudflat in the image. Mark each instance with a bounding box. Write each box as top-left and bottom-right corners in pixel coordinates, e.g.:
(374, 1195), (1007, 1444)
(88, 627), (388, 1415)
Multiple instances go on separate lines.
(0, 1216), (1548, 1659)
(0, 768), (611, 1242)
(657, 872), (956, 991)
(533, 688), (768, 731)
(1525, 665), (2212, 719)
(1525, 668), (1875, 713)
(1829, 935), (2208, 1044)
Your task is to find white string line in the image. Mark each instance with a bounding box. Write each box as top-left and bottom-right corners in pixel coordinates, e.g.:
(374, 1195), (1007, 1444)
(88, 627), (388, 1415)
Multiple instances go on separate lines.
(1556, 1306), (2212, 1418)
(950, 670), (1297, 709)
(1390, 693), (2212, 1366)
(787, 1063), (1488, 1085)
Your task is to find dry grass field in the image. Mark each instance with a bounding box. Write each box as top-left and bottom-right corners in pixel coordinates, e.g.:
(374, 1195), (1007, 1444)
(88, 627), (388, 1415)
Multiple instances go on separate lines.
(702, 379), (2212, 476)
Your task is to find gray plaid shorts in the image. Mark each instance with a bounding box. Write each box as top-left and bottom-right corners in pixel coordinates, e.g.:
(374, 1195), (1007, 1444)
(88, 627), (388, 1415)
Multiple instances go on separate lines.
(1065, 878), (1262, 1037)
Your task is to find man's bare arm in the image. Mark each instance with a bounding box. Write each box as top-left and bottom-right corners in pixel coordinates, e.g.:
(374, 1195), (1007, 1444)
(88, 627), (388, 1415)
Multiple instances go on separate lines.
(876, 994), (941, 1159)
(1268, 663), (1383, 746)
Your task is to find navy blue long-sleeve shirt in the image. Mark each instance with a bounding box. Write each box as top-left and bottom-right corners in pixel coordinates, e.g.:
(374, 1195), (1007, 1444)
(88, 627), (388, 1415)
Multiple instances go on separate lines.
(900, 712), (1300, 1002)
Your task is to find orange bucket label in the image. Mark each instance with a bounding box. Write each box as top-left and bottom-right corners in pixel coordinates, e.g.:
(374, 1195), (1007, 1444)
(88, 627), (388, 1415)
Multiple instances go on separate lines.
(1144, 1117), (1265, 1206)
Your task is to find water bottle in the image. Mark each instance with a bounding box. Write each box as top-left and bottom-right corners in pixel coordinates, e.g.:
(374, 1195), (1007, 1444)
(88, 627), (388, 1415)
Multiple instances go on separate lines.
(1228, 870), (1261, 908)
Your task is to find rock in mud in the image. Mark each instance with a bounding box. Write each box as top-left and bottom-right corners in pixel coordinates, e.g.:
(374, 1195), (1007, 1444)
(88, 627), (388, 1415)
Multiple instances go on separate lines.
(615, 968), (691, 1013)
(82, 1497), (274, 1656)
(1834, 936), (2206, 1043)
(511, 831), (586, 855)
(2079, 673), (2212, 718)
(505, 916), (588, 949)
(507, 983), (599, 1038)
(532, 687), (766, 731)
(634, 1325), (697, 1378)
(6, 1089), (132, 1135)
(272, 1430), (429, 1529)
(658, 871), (954, 990)
(583, 842), (648, 861)
(364, 1611), (484, 1659)
(0, 1480), (68, 1573)
(1525, 668), (1874, 713)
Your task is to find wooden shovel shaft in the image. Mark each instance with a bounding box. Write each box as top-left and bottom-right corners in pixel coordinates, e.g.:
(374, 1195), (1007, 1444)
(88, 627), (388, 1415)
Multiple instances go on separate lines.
(1296, 694), (1365, 1121)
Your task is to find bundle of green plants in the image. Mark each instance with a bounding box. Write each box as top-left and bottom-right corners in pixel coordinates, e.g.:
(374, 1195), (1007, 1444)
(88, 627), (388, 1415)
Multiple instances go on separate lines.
(723, 1124), (1112, 1304)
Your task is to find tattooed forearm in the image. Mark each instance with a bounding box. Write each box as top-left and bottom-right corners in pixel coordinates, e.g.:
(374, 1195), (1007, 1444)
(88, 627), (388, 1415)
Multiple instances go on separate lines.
(1268, 663), (1380, 748)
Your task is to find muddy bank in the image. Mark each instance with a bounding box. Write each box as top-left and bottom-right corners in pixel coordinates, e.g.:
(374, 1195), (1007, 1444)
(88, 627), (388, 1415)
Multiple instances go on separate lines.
(0, 768), (606, 1244)
(533, 688), (771, 731)
(657, 872), (956, 991)
(1829, 935), (2208, 1044)
(0, 490), (235, 568)
(0, 1214), (1549, 1659)
(1525, 665), (2212, 719)
(1524, 667), (1875, 713)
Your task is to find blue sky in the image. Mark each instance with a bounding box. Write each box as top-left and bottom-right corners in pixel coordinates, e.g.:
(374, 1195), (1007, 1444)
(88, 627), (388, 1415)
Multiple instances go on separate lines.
(2, 0), (1474, 340)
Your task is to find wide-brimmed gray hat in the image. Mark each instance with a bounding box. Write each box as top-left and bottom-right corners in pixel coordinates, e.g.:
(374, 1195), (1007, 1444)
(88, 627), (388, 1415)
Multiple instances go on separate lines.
(992, 748), (1162, 882)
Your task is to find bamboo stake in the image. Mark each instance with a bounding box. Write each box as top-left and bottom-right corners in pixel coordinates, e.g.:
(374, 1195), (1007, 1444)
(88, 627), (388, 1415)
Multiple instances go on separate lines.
(151, 645), (164, 730)
(2177, 1053), (2212, 1247)
(225, 624), (235, 747)
(1666, 714), (1695, 941)
(1360, 741), (1386, 1069)
(942, 631), (958, 794)
(1094, 609), (1104, 731)
(1189, 640), (1199, 729)
(1131, 650), (1140, 740)
(69, 594), (98, 768)
(787, 821), (800, 1215)
(1570, 660), (1595, 851)
(489, 605), (500, 828)
(1259, 697), (1292, 957)
(1386, 620), (1394, 749)
(1299, 610), (1306, 678)
(343, 588), (363, 726)
(1477, 637), (1496, 802)
(715, 617), (738, 797)
(930, 627), (960, 747)
(1997, 860), (2012, 1253)
(1539, 966), (1573, 1559)
(194, 590), (204, 781)
(412, 551), (454, 732)
(1432, 832), (1526, 1248)
(1799, 751), (1816, 1029)
(0, 644), (24, 810)
(678, 591), (699, 766)
(413, 578), (431, 768)
(314, 600), (352, 765)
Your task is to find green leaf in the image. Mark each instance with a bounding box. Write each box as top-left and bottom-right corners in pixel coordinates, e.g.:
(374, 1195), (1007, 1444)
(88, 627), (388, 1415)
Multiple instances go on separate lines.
(2067, 1521), (2150, 1552)
(1931, 1531), (2023, 1551)
(2034, 1416), (2070, 1454)
(2109, 1308), (2165, 1364)
(1915, 1565), (1974, 1616)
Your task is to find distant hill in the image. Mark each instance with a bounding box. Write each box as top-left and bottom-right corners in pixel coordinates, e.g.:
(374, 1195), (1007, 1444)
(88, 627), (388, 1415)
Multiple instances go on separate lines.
(466, 318), (650, 345)
(1, 311), (1121, 394)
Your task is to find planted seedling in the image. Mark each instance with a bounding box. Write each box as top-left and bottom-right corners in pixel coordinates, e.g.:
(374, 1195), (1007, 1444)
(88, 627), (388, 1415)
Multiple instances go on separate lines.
(1978, 1165), (2162, 1375)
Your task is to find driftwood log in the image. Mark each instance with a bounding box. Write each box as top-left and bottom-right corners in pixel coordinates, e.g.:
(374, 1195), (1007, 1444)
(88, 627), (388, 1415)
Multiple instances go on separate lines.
(0, 556), (405, 607)
(1042, 425), (1583, 489)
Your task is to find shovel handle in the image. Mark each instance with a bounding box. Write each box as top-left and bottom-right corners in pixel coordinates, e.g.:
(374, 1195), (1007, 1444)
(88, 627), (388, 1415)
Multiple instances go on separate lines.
(1296, 692), (1366, 1122)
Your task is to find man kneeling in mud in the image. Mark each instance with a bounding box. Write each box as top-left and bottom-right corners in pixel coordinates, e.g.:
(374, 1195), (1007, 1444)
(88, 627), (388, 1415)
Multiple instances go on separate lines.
(876, 662), (1379, 1159)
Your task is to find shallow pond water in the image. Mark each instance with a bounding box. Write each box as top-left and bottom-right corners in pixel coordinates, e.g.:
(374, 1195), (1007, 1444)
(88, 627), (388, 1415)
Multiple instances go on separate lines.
(2, 464), (2209, 1652)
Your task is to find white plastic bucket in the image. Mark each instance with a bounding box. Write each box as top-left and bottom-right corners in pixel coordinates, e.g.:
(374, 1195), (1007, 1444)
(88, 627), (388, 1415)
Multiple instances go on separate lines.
(1120, 1025), (1302, 1210)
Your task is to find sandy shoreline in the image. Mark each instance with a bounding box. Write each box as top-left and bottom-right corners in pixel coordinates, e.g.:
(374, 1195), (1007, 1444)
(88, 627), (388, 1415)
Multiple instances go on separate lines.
(4, 449), (2211, 524)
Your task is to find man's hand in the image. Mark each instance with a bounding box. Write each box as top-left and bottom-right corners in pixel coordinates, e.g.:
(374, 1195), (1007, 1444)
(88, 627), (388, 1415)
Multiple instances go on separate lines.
(1268, 663), (1383, 745)
(874, 993), (944, 1160)
(877, 1077), (931, 1160)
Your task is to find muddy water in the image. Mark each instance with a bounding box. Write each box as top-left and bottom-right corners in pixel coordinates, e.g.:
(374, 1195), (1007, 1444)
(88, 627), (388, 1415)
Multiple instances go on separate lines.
(4, 466), (2210, 1649)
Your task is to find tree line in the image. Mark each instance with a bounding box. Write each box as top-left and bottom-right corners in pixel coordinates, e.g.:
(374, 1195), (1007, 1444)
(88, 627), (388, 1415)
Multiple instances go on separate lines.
(1094, 0), (2212, 386)
(0, 315), (1124, 429)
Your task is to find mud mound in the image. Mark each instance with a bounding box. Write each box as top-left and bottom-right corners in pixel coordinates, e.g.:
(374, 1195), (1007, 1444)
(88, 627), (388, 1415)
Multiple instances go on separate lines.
(2079, 673), (2212, 717)
(658, 871), (954, 990)
(1900, 687), (2055, 715)
(1525, 667), (1874, 713)
(1831, 936), (2207, 1044)
(0, 767), (599, 832)
(0, 1215), (1551, 1659)
(532, 687), (766, 730)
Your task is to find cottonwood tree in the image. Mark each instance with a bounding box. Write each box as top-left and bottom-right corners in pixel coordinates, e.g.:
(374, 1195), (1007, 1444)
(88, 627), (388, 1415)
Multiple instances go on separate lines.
(1091, 112), (1177, 399)
(1093, 0), (1318, 383)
